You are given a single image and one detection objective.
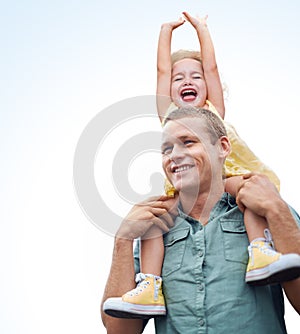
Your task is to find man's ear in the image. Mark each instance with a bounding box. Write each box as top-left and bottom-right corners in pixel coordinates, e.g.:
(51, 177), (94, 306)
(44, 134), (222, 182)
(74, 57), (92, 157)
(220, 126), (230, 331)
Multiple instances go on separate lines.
(219, 136), (231, 159)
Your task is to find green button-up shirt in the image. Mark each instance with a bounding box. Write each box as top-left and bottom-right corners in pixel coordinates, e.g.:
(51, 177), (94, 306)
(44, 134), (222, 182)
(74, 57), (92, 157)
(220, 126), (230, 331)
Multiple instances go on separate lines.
(135, 193), (300, 333)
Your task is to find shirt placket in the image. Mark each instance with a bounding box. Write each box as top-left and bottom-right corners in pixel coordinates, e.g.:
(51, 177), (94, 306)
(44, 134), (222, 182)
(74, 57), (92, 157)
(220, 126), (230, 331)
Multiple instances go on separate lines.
(193, 221), (206, 333)
(190, 194), (231, 334)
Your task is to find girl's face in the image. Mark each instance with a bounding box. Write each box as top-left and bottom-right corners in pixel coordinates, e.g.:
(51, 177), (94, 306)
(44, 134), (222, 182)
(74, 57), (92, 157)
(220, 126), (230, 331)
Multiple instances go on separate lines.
(171, 58), (207, 108)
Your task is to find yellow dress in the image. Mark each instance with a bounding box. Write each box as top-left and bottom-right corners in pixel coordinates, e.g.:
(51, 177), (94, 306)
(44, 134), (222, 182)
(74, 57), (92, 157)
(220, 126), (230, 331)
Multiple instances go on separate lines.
(163, 101), (280, 196)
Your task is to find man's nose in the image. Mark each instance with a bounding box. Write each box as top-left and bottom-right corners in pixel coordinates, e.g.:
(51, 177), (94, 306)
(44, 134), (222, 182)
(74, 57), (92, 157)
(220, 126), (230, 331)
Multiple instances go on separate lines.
(169, 144), (186, 162)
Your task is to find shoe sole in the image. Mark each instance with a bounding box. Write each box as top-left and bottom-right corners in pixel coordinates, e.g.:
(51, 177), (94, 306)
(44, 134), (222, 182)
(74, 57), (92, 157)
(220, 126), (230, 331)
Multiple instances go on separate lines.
(246, 254), (300, 286)
(103, 298), (166, 319)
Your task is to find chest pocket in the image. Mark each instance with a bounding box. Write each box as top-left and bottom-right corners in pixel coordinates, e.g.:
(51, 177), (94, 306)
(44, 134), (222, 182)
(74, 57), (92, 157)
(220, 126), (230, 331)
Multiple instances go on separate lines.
(220, 220), (248, 264)
(162, 227), (190, 277)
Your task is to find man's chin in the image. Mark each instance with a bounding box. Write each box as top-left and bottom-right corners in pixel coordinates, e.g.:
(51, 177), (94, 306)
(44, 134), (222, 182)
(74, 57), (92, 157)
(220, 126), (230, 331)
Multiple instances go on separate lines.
(174, 183), (200, 195)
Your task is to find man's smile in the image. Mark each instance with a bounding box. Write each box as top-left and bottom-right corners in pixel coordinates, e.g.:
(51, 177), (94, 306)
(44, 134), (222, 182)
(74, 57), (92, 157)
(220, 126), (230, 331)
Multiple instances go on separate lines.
(171, 164), (195, 173)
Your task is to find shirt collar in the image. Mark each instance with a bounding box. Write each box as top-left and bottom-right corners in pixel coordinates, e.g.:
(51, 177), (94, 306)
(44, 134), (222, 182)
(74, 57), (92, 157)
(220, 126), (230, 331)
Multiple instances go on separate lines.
(177, 192), (236, 222)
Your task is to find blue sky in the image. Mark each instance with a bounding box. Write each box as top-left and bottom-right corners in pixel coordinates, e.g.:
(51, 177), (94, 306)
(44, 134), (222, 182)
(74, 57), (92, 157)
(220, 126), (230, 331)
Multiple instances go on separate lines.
(1, 1), (300, 333)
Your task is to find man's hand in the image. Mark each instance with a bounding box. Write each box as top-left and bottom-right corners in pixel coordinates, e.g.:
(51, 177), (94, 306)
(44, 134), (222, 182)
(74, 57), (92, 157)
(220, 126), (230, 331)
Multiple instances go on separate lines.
(116, 195), (179, 240)
(236, 173), (282, 217)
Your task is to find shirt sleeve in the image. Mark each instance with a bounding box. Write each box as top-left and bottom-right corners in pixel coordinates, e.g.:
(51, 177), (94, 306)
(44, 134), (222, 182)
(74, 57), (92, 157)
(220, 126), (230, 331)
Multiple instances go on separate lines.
(289, 205), (300, 228)
(133, 238), (141, 274)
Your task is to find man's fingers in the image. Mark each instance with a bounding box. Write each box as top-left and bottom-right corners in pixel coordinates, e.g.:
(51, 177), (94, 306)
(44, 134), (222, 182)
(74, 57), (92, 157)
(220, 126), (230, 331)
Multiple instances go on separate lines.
(236, 173), (253, 194)
(242, 172), (255, 180)
(150, 216), (170, 233)
(235, 194), (246, 213)
(151, 208), (174, 227)
(141, 195), (174, 205)
(140, 195), (178, 212)
(140, 195), (167, 203)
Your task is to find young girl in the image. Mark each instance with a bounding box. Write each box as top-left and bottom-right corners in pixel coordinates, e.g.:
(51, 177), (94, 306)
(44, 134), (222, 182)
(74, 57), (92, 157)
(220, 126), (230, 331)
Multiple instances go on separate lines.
(103, 12), (300, 319)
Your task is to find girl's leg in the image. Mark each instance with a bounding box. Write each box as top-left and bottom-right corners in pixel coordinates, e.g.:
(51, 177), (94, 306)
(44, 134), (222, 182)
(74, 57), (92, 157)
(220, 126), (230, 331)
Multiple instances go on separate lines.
(102, 225), (166, 318)
(225, 175), (268, 240)
(141, 225), (164, 276)
(244, 208), (268, 242)
(225, 176), (300, 285)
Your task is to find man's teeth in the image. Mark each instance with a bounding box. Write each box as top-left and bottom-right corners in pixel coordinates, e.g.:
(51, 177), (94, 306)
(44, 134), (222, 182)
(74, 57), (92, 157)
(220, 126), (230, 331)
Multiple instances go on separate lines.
(174, 165), (192, 173)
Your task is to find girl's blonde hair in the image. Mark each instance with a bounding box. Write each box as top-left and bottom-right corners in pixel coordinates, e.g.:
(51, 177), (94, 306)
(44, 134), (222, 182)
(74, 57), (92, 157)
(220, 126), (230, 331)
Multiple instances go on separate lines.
(171, 49), (202, 66)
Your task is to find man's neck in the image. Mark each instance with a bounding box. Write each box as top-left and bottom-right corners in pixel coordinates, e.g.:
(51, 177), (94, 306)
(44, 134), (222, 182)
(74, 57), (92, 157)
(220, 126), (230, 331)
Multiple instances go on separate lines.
(179, 186), (225, 225)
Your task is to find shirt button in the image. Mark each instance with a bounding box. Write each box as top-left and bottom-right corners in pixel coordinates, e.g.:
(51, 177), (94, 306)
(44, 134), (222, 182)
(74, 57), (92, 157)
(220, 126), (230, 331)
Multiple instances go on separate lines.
(199, 250), (203, 257)
(199, 319), (205, 326)
(199, 283), (204, 291)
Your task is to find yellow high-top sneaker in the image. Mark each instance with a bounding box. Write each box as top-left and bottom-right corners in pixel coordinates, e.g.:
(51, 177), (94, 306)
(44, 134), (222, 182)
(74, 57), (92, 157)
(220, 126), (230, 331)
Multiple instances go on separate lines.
(103, 273), (166, 319)
(246, 229), (300, 285)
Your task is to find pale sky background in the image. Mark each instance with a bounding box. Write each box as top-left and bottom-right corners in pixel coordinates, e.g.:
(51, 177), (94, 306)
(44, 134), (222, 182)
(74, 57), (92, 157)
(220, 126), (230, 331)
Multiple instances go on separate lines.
(1, 0), (300, 333)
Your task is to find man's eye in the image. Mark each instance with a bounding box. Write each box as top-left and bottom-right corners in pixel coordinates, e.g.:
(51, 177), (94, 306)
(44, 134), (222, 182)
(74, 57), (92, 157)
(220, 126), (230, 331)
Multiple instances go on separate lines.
(162, 147), (172, 155)
(184, 140), (194, 146)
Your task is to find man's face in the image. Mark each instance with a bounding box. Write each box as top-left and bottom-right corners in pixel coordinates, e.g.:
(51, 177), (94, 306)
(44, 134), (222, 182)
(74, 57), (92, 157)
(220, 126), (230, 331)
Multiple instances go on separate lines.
(161, 117), (220, 194)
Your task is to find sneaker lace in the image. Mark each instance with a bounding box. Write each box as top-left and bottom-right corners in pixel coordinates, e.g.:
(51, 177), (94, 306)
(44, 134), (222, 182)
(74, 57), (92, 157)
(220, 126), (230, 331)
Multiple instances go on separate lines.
(125, 273), (150, 296)
(248, 229), (277, 263)
(257, 244), (277, 256)
(127, 273), (161, 301)
(135, 273), (146, 284)
(264, 228), (275, 248)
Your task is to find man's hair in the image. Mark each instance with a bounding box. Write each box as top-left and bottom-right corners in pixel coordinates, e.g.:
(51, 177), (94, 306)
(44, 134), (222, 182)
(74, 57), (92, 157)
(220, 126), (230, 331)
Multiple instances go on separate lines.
(171, 49), (202, 66)
(164, 107), (227, 144)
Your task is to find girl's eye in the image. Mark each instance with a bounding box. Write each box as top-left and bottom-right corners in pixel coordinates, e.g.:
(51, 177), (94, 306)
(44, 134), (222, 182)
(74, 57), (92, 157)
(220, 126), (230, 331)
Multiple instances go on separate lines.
(173, 77), (183, 82)
(193, 75), (202, 79)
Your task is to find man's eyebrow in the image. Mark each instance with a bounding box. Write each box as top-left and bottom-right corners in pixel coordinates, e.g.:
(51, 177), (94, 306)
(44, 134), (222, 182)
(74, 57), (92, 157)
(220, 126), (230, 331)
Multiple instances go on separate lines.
(161, 134), (199, 149)
(178, 134), (199, 141)
(161, 141), (171, 150)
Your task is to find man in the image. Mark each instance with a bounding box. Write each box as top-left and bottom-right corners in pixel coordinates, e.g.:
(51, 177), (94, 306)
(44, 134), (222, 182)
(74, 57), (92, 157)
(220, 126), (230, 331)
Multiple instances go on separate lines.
(101, 107), (300, 333)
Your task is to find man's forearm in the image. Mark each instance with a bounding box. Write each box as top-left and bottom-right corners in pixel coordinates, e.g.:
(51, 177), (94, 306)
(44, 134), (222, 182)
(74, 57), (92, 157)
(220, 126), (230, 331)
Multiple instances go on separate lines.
(101, 238), (144, 333)
(265, 198), (300, 314)
(265, 198), (300, 254)
(283, 278), (300, 315)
